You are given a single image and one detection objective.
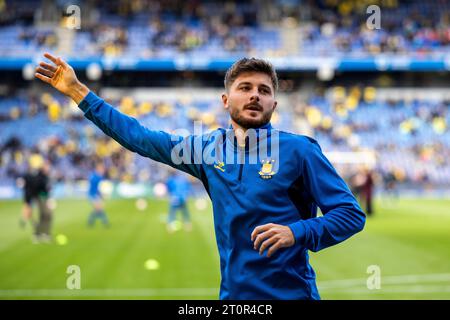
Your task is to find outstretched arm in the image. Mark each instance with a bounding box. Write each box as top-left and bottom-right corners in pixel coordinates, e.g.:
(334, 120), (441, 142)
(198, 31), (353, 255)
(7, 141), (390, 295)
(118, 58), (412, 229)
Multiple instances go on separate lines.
(35, 53), (204, 180)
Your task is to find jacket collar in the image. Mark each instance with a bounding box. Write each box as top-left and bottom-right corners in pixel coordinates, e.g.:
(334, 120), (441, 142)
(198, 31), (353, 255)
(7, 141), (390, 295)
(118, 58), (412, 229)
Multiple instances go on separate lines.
(228, 122), (273, 131)
(225, 122), (274, 154)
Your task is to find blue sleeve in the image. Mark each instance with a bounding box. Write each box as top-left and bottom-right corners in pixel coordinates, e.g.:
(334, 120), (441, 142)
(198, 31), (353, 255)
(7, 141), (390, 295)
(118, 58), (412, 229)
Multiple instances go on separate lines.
(288, 140), (366, 252)
(78, 91), (203, 180)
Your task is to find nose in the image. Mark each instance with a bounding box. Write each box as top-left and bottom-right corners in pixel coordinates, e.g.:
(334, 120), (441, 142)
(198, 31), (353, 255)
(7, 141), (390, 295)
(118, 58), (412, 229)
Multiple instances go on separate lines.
(249, 89), (260, 102)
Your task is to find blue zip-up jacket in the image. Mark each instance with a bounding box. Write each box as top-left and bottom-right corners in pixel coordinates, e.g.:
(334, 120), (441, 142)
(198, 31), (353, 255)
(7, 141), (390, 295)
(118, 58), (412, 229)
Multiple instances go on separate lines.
(78, 91), (366, 300)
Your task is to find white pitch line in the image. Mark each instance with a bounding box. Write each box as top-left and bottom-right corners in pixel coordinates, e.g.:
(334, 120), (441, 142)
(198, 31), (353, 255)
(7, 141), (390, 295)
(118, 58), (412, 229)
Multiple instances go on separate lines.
(2, 274), (450, 297)
(0, 288), (218, 297)
(1, 285), (450, 297)
(320, 285), (450, 294)
(318, 273), (450, 289)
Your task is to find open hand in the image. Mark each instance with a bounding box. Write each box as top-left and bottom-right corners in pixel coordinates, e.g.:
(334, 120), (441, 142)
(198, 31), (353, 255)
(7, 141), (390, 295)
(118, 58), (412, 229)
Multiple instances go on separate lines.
(35, 53), (88, 104)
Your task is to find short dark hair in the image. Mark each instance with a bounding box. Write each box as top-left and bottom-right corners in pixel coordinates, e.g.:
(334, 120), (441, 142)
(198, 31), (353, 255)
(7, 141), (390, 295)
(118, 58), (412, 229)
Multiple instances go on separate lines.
(224, 58), (278, 93)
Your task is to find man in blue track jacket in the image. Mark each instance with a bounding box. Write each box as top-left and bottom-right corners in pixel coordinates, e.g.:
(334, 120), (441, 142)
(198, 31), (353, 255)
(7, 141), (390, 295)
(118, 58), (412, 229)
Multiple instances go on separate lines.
(35, 53), (366, 300)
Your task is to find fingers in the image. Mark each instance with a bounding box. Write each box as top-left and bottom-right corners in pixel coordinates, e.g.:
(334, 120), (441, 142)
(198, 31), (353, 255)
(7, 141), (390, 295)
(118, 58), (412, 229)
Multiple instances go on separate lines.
(35, 63), (62, 84)
(253, 229), (273, 250)
(36, 53), (67, 85)
(43, 53), (59, 66)
(258, 236), (278, 255)
(36, 66), (54, 78)
(251, 223), (295, 258)
(43, 52), (59, 65)
(39, 61), (57, 72)
(34, 72), (52, 84)
(251, 223), (273, 241)
(267, 242), (283, 258)
(43, 52), (68, 68)
(53, 65), (63, 84)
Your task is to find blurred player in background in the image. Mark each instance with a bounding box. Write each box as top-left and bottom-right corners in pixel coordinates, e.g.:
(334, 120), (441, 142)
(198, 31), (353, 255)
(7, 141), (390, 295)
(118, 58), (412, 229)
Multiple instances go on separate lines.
(383, 167), (400, 202)
(20, 154), (43, 229)
(87, 163), (110, 228)
(166, 171), (192, 233)
(21, 175), (35, 229)
(361, 167), (375, 216)
(350, 166), (376, 217)
(21, 154), (53, 243)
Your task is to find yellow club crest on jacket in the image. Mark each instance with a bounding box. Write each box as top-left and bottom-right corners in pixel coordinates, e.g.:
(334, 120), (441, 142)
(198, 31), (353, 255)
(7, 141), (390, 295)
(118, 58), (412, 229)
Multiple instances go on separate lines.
(214, 161), (225, 172)
(259, 159), (276, 179)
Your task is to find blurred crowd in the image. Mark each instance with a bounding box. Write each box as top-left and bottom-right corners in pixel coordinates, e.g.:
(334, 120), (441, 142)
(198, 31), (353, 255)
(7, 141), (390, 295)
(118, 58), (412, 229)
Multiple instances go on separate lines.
(0, 0), (449, 58)
(290, 86), (450, 186)
(1, 86), (449, 192)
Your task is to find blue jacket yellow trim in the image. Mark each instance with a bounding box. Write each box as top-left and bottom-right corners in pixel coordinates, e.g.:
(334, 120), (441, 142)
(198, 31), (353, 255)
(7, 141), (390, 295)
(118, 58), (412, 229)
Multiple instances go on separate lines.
(79, 91), (366, 300)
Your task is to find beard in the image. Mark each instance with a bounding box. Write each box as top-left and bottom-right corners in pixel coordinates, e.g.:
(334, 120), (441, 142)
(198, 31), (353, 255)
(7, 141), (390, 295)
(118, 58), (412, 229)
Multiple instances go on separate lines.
(229, 105), (273, 129)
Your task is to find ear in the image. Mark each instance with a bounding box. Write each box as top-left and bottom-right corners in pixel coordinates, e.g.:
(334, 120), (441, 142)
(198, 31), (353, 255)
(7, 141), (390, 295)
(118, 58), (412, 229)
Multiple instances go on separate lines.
(272, 100), (278, 111)
(221, 93), (229, 110)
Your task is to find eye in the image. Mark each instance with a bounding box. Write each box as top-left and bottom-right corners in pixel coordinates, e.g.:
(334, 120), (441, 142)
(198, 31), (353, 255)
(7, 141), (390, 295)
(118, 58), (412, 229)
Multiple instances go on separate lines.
(260, 87), (270, 94)
(240, 86), (250, 91)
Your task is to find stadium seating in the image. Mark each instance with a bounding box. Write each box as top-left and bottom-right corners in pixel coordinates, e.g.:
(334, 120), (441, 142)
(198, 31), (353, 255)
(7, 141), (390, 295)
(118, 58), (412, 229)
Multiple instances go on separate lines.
(0, 0), (449, 59)
(1, 88), (449, 189)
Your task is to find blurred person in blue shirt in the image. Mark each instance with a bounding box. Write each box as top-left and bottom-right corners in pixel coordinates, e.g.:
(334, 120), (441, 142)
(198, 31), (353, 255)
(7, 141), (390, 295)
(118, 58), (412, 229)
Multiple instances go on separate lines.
(87, 163), (110, 228)
(166, 172), (192, 233)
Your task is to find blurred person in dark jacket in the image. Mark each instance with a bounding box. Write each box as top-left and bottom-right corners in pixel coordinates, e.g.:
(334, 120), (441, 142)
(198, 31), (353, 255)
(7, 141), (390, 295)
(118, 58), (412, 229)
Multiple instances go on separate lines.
(22, 154), (53, 243)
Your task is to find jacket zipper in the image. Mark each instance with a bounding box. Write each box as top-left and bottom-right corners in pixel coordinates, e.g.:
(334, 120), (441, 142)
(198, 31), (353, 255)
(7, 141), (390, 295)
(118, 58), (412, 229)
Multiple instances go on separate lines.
(238, 163), (243, 181)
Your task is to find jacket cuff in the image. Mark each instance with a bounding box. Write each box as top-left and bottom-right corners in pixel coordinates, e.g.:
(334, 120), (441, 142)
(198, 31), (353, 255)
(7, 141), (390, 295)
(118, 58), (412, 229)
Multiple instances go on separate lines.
(78, 91), (99, 113)
(288, 220), (307, 245)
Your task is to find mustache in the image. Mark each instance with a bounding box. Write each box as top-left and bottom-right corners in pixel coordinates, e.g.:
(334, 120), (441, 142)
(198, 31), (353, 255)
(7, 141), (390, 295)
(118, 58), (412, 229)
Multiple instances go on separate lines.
(243, 102), (263, 111)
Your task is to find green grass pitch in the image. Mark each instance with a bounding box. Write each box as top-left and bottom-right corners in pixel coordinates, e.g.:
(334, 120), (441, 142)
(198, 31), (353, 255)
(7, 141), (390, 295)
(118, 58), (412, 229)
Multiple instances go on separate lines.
(0, 197), (449, 299)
